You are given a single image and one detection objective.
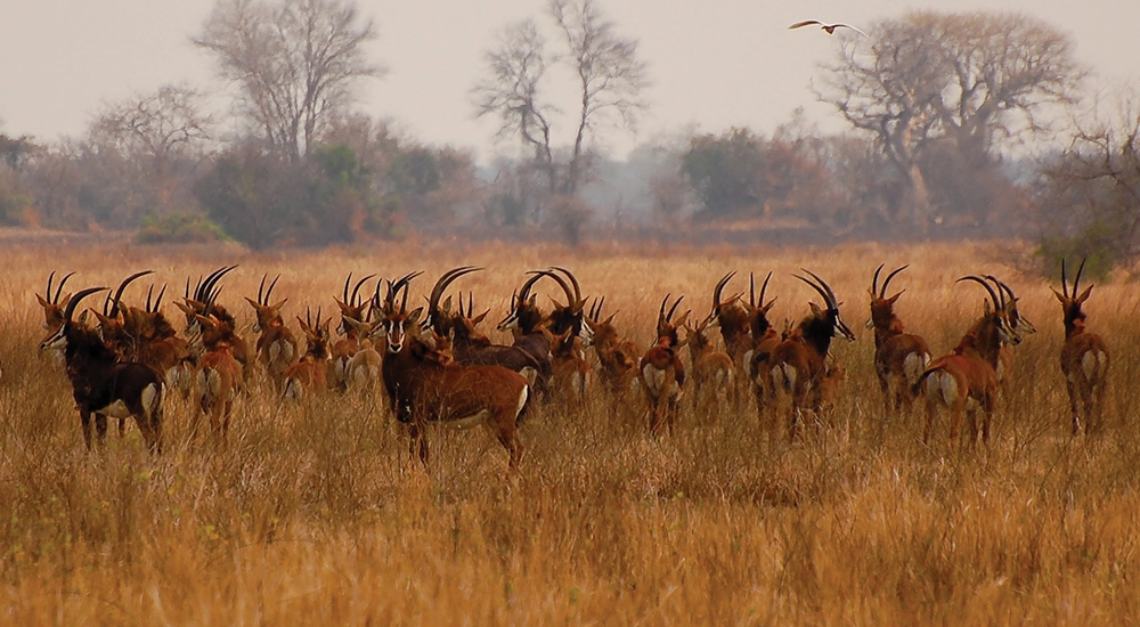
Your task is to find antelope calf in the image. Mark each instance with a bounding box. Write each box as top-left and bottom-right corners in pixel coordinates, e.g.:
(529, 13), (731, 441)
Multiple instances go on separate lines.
(639, 295), (689, 435)
(915, 277), (1019, 449)
(867, 264), (931, 411)
(283, 309), (332, 401)
(684, 314), (734, 417)
(245, 274), (298, 389)
(766, 271), (856, 440)
(39, 287), (165, 452)
(1053, 259), (1110, 435)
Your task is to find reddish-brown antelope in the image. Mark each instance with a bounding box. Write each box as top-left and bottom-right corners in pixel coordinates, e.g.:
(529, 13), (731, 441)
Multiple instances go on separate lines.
(283, 308), (332, 401)
(176, 266), (252, 379)
(711, 272), (752, 371)
(36, 271), (77, 366)
(587, 297), (640, 397)
(868, 264), (931, 411)
(39, 287), (165, 453)
(245, 274), (298, 389)
(766, 271), (855, 440)
(684, 312), (734, 417)
(190, 312), (244, 440)
(914, 276), (1020, 449)
(1052, 258), (1110, 435)
(639, 295), (689, 435)
(123, 283), (195, 400)
(330, 273), (375, 391)
(379, 273), (531, 469)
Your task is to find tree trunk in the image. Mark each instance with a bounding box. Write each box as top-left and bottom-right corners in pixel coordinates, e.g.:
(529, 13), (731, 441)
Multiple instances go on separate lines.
(907, 163), (931, 236)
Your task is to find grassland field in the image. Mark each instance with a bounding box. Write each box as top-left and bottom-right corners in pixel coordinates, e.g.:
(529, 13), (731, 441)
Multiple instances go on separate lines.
(0, 238), (1138, 625)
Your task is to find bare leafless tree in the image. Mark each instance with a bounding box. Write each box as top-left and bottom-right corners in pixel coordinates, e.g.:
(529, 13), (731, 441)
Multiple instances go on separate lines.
(91, 84), (211, 177)
(816, 11), (1080, 232)
(472, 0), (648, 197)
(194, 0), (381, 160)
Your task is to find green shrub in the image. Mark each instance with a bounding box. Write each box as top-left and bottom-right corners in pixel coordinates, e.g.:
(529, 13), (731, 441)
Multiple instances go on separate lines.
(1036, 222), (1118, 282)
(135, 212), (228, 244)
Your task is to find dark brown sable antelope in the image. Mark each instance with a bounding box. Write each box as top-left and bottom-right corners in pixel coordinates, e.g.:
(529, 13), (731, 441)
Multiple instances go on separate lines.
(244, 274), (298, 390)
(330, 273), (375, 391)
(711, 272), (752, 372)
(176, 266), (252, 379)
(684, 312), (734, 416)
(744, 272), (781, 416)
(123, 282), (195, 400)
(283, 308), (332, 400)
(586, 297), (640, 397)
(36, 271), (77, 366)
(766, 271), (856, 440)
(985, 275), (1036, 385)
(378, 273), (531, 469)
(1052, 258), (1110, 435)
(495, 270), (580, 391)
(424, 267), (546, 388)
(914, 277), (1020, 449)
(639, 295), (690, 435)
(867, 264), (931, 411)
(39, 287), (165, 452)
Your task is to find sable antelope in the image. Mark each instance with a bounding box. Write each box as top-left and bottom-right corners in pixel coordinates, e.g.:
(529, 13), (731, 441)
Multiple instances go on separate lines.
(245, 274), (298, 389)
(176, 266), (252, 379)
(342, 317), (383, 391)
(190, 312), (244, 440)
(766, 271), (856, 440)
(684, 313), (734, 417)
(1053, 258), (1110, 435)
(282, 308), (332, 401)
(711, 272), (752, 372)
(124, 283), (195, 400)
(587, 297), (640, 397)
(541, 267), (593, 398)
(379, 274), (531, 468)
(92, 270), (154, 360)
(744, 272), (781, 416)
(495, 271), (576, 391)
(985, 275), (1036, 385)
(425, 267), (545, 387)
(914, 277), (1020, 449)
(39, 287), (165, 452)
(36, 271), (76, 365)
(868, 264), (931, 411)
(329, 273), (375, 391)
(639, 295), (689, 435)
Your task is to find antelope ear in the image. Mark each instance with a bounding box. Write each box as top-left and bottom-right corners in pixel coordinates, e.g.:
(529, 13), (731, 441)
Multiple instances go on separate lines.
(334, 298), (351, 314)
(36, 294), (50, 308)
(77, 310), (90, 325)
(673, 310), (691, 328)
(442, 295), (453, 312)
(762, 297), (778, 314)
(270, 299), (288, 311)
(1076, 285), (1094, 304)
(809, 302), (823, 316)
(472, 310), (489, 325)
(1051, 288), (1066, 304)
(244, 297), (260, 309)
(194, 314), (215, 328)
(886, 290), (905, 304)
(408, 307), (424, 323)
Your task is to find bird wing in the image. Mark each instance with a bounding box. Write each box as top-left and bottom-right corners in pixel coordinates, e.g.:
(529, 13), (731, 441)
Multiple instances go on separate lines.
(788, 20), (823, 30)
(832, 23), (869, 37)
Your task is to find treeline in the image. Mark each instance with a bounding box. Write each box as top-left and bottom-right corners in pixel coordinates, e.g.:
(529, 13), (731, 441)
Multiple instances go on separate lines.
(0, 1), (1137, 274)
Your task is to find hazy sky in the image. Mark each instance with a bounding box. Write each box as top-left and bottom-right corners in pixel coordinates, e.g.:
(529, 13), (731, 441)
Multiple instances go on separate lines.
(2, 0), (1137, 161)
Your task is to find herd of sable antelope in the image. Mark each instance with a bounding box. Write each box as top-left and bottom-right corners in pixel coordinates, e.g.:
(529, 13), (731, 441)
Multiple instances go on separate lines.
(30, 258), (1110, 467)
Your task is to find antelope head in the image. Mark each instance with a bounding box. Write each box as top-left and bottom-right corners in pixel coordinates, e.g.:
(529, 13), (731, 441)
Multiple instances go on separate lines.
(712, 271), (749, 340)
(958, 275), (1020, 347)
(297, 307), (332, 360)
(587, 297), (621, 348)
(655, 294), (690, 348)
(37, 271), (76, 333)
(375, 272), (424, 354)
(334, 273), (375, 336)
(497, 271), (549, 335)
(40, 286), (108, 353)
(987, 275), (1036, 337)
(94, 270), (153, 348)
(177, 266), (237, 335)
(546, 266), (593, 345)
(746, 271), (778, 338)
(867, 264), (907, 332)
(1052, 258), (1094, 336)
(794, 269), (856, 343)
(245, 273), (287, 333)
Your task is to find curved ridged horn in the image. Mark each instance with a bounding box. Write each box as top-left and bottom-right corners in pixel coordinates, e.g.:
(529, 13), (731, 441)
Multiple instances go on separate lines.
(64, 287), (109, 324)
(153, 284), (167, 312)
(758, 271), (773, 308)
(105, 270), (154, 317)
(549, 266), (582, 304)
(543, 269), (577, 309)
(985, 275), (1015, 308)
(658, 293), (671, 323)
(342, 273), (353, 305)
(46, 271), (55, 301)
(880, 265), (908, 298)
(53, 271), (76, 305)
(1073, 257), (1087, 297)
(199, 266), (236, 305)
(712, 272), (735, 314)
(667, 295), (684, 322)
(257, 273), (268, 305)
(265, 274), (280, 305)
(195, 267), (226, 302)
(386, 271), (423, 312)
(1060, 258), (1069, 298)
(800, 269), (838, 309)
(351, 274), (375, 308)
(871, 263), (884, 297)
(517, 271), (547, 304)
(427, 266), (481, 328)
(794, 274), (833, 310)
(956, 276), (1001, 312)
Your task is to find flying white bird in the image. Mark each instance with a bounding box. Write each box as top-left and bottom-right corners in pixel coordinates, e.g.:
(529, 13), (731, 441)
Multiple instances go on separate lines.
(788, 20), (868, 37)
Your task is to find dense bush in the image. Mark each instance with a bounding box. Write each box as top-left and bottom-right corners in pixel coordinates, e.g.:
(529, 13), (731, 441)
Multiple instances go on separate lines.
(135, 211), (227, 244)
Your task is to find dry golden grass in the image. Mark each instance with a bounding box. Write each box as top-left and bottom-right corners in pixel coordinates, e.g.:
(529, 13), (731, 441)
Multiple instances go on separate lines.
(1, 238), (1138, 625)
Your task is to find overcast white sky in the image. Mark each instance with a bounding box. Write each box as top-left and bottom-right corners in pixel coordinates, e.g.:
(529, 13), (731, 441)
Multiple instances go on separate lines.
(2, 0), (1138, 162)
